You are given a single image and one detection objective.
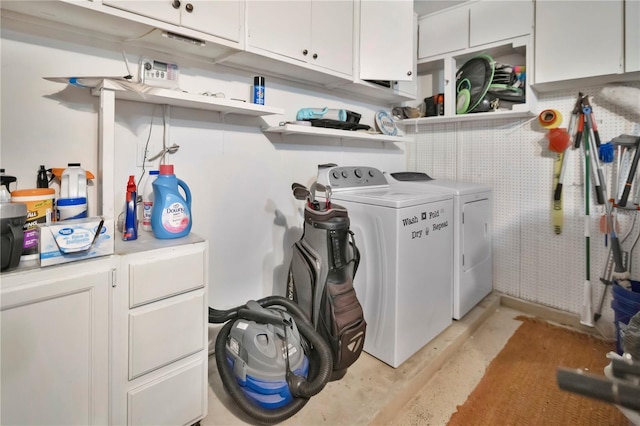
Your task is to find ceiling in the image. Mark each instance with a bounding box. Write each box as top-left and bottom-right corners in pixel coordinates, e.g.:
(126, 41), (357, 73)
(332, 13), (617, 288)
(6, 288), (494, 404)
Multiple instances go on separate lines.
(413, 0), (465, 17)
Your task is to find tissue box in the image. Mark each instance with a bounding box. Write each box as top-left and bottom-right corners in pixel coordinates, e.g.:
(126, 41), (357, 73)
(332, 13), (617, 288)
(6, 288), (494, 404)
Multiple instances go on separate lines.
(39, 217), (114, 267)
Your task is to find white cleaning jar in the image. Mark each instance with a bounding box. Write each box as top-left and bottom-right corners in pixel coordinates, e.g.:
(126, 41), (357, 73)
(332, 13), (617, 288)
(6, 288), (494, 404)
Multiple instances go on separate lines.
(61, 163), (87, 199)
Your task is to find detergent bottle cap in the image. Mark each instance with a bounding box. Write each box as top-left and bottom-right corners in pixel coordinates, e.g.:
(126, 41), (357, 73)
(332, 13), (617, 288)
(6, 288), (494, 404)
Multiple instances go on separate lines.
(159, 164), (174, 175)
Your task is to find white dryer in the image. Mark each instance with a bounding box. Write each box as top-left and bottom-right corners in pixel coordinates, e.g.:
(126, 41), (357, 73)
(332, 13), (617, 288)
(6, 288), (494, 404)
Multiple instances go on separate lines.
(387, 172), (493, 320)
(317, 166), (453, 368)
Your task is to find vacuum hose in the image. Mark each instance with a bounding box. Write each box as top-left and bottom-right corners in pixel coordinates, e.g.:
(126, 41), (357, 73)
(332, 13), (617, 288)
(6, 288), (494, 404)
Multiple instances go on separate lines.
(210, 296), (333, 424)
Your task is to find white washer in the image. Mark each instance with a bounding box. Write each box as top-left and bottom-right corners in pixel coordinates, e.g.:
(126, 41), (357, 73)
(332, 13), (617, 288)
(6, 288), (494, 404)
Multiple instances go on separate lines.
(386, 172), (493, 320)
(317, 166), (453, 368)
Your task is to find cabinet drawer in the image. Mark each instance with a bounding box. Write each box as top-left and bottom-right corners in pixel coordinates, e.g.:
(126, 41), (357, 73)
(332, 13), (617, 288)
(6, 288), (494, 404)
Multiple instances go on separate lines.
(129, 290), (205, 379)
(128, 248), (205, 308)
(128, 358), (206, 426)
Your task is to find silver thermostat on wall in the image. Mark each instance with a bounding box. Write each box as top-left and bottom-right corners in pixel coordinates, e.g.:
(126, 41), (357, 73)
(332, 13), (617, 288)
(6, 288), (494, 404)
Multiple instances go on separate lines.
(139, 57), (180, 89)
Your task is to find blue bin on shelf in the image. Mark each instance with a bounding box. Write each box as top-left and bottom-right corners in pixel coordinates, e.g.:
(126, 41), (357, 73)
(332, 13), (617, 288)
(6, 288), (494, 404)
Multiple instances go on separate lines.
(611, 280), (640, 354)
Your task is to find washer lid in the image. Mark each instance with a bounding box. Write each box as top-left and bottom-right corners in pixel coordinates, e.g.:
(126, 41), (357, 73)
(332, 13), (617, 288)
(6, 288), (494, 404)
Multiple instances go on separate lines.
(386, 173), (455, 196)
(331, 187), (452, 208)
(421, 180), (492, 196)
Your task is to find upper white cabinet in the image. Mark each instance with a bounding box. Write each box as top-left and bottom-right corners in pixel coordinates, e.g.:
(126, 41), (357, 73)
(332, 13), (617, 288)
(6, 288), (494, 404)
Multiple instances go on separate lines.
(418, 0), (532, 60)
(336, 0), (416, 103)
(625, 0), (640, 72)
(469, 0), (532, 47)
(411, 0), (535, 124)
(359, 0), (413, 81)
(418, 5), (469, 59)
(103, 0), (243, 42)
(245, 0), (353, 76)
(534, 0), (624, 86)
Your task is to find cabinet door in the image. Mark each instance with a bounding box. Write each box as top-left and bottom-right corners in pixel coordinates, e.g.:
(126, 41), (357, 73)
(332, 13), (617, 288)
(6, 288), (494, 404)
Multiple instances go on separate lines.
(103, 0), (181, 25)
(469, 0), (532, 47)
(180, 0), (242, 42)
(626, 0), (640, 72)
(1, 261), (111, 425)
(310, 0), (353, 75)
(394, 12), (418, 99)
(359, 0), (413, 81)
(418, 5), (468, 59)
(535, 1), (624, 84)
(246, 0), (311, 62)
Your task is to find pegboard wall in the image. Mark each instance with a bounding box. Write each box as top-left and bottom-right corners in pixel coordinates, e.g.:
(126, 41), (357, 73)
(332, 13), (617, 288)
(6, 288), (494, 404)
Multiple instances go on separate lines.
(405, 82), (640, 339)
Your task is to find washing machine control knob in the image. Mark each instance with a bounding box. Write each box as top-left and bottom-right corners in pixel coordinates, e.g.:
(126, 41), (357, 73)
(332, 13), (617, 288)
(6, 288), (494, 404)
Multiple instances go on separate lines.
(332, 171), (341, 180)
(369, 170), (375, 178)
(341, 170), (349, 179)
(354, 168), (362, 178)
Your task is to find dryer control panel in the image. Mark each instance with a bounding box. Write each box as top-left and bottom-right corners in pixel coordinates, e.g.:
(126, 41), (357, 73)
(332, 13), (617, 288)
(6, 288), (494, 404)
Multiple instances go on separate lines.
(317, 166), (389, 191)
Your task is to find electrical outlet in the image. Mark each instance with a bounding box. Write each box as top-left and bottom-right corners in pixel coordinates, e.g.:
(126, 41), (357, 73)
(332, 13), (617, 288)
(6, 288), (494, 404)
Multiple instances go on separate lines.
(137, 142), (153, 167)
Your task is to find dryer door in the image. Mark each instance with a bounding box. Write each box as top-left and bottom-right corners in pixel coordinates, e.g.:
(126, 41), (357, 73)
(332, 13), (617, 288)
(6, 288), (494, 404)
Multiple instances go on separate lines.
(462, 198), (491, 272)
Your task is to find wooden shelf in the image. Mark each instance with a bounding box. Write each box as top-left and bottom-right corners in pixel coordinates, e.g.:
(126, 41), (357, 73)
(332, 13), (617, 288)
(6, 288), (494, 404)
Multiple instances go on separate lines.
(93, 80), (284, 117)
(262, 123), (411, 143)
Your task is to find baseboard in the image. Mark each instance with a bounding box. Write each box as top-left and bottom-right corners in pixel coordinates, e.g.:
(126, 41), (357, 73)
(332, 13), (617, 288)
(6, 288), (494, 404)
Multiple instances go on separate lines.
(498, 293), (613, 340)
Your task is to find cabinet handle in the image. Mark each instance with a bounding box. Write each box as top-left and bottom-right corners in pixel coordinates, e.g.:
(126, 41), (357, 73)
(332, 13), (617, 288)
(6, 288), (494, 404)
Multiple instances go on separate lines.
(313, 53), (318, 59)
(185, 3), (193, 12)
(171, 0), (180, 9)
(407, 71), (412, 76)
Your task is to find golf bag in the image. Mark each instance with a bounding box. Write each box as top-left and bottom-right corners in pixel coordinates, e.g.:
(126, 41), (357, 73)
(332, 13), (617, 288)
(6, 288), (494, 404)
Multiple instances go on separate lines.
(286, 201), (366, 379)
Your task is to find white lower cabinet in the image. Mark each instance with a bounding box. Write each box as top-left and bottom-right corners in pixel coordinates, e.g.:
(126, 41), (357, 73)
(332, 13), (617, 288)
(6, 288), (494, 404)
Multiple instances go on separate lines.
(113, 235), (209, 426)
(0, 235), (209, 426)
(1, 258), (113, 425)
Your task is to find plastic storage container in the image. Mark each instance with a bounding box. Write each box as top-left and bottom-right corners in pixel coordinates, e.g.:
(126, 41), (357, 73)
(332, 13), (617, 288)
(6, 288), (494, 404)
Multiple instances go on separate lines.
(151, 164), (191, 239)
(10, 188), (55, 258)
(56, 197), (88, 221)
(611, 280), (640, 354)
(141, 170), (159, 231)
(60, 163), (87, 199)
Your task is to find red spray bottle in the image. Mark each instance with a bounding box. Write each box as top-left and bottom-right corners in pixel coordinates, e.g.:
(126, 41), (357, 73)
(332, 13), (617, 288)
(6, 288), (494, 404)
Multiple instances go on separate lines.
(123, 175), (137, 241)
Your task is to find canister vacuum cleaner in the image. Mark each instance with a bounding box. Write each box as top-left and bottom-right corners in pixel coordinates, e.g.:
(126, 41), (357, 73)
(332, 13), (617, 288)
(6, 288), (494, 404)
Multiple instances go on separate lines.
(209, 169), (366, 423)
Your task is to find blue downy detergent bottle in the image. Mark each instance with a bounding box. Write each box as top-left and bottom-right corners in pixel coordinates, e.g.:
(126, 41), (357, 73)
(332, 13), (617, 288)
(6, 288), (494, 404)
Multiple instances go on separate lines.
(151, 164), (192, 239)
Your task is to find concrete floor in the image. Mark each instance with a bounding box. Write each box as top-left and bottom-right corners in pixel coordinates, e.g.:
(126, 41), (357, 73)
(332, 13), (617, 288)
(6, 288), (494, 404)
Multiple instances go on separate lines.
(202, 292), (528, 425)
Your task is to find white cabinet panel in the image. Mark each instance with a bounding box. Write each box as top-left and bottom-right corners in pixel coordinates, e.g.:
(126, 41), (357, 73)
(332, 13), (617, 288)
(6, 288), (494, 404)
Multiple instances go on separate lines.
(128, 246), (205, 307)
(1, 260), (111, 425)
(129, 289), (205, 379)
(626, 0), (640, 72)
(128, 359), (207, 426)
(103, 0), (180, 25)
(311, 0), (353, 75)
(535, 1), (624, 84)
(469, 0), (532, 47)
(418, 5), (468, 59)
(180, 0), (242, 42)
(360, 0), (413, 80)
(246, 0), (352, 75)
(103, 0), (242, 41)
(246, 0), (311, 61)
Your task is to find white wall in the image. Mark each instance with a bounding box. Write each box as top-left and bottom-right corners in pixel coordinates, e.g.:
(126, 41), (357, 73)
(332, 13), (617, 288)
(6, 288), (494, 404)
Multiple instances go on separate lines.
(0, 17), (406, 309)
(405, 83), (640, 339)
